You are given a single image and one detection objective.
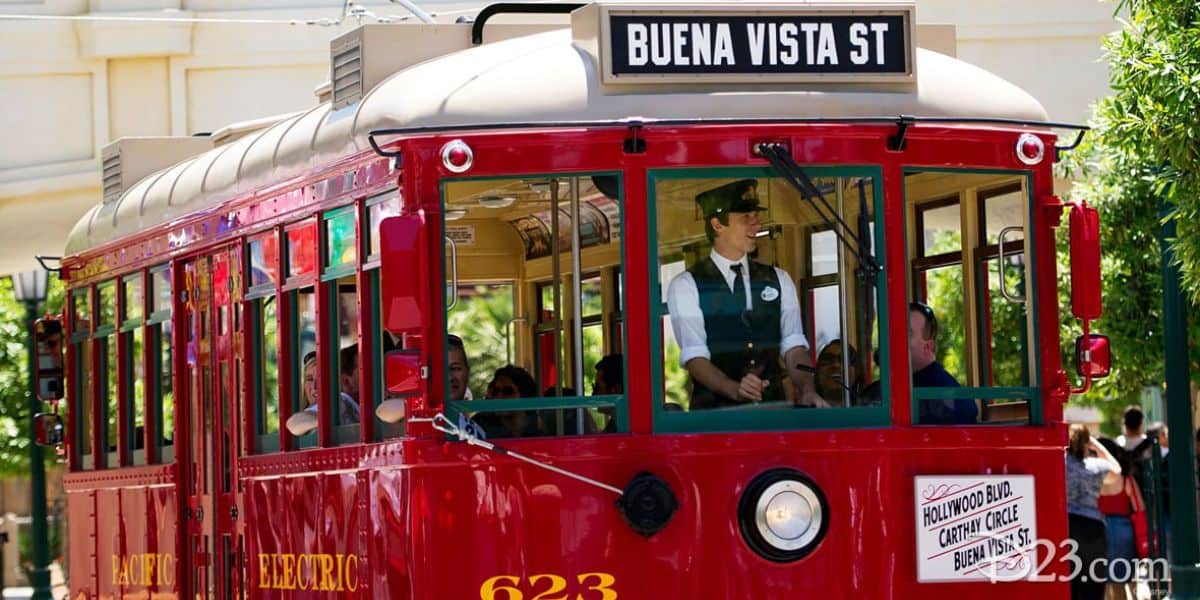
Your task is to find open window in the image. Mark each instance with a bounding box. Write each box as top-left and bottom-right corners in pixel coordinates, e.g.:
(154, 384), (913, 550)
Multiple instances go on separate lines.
(441, 173), (625, 438)
(905, 171), (1038, 425)
(651, 167), (888, 432)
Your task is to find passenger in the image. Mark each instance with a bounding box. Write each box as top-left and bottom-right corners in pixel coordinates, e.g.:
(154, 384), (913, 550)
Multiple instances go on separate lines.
(285, 352), (320, 436)
(335, 345), (361, 424)
(593, 354), (623, 432)
(665, 179), (823, 409)
(910, 301), (976, 424)
(814, 340), (861, 407)
(475, 365), (539, 439)
(538, 386), (599, 435)
(1065, 424), (1123, 600)
(1116, 405), (1146, 451)
(286, 349), (360, 436)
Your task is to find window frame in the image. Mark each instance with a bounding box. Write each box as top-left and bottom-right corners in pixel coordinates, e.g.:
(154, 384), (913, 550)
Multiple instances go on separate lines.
(902, 168), (1041, 425)
(438, 171), (628, 433)
(648, 165), (890, 433)
(69, 286), (94, 470)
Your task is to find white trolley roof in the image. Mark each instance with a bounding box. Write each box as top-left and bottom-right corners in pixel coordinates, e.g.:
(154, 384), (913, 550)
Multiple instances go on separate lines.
(67, 4), (1049, 256)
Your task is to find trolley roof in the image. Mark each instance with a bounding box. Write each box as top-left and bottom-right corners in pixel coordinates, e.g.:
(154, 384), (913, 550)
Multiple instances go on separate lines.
(67, 7), (1050, 257)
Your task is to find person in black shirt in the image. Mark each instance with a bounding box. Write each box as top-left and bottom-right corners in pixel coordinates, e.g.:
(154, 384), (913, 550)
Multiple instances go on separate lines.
(910, 301), (976, 424)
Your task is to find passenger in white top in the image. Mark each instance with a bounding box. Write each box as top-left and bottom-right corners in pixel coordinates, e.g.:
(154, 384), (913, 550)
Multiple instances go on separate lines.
(665, 179), (825, 410)
(1116, 405), (1146, 451)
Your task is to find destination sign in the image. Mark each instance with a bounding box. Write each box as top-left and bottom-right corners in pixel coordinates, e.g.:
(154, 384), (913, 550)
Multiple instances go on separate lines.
(601, 6), (913, 83)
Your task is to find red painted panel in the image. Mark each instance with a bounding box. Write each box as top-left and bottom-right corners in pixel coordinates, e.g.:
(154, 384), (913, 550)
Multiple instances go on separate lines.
(66, 490), (96, 598)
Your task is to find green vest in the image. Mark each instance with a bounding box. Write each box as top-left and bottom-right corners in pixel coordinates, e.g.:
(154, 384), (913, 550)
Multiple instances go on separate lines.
(687, 258), (784, 409)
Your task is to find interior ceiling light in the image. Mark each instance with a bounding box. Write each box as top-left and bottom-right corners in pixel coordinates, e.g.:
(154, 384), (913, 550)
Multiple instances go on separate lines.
(477, 195), (516, 209)
(444, 208), (468, 221)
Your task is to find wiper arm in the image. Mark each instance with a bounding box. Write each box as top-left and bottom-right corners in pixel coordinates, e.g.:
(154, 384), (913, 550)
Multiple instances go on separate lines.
(756, 143), (881, 277)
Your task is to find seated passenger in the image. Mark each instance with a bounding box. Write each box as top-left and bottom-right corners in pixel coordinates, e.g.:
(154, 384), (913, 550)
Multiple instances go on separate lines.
(910, 302), (976, 424)
(538, 386), (598, 435)
(593, 354), (624, 432)
(815, 339), (862, 406)
(665, 179), (824, 409)
(474, 365), (540, 439)
(286, 350), (360, 436)
(336, 345), (362, 424)
(378, 334), (472, 424)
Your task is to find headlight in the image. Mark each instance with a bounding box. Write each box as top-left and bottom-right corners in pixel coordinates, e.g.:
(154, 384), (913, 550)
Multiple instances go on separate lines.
(738, 468), (828, 562)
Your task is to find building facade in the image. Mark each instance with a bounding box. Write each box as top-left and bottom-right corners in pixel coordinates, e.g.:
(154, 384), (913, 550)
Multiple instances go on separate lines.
(0, 0), (1118, 276)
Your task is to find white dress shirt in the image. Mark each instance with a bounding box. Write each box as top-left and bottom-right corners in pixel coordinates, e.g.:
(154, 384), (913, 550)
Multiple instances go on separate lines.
(666, 250), (808, 366)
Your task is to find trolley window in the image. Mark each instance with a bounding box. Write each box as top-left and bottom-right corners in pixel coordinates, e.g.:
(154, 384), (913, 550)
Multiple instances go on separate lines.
(147, 263), (174, 463)
(69, 287), (93, 469)
(247, 232), (281, 452)
(96, 280), (118, 467)
(119, 273), (146, 466)
(322, 205), (362, 445)
(650, 167), (889, 433)
(365, 189), (404, 439)
(441, 173), (626, 438)
(904, 170), (1039, 426)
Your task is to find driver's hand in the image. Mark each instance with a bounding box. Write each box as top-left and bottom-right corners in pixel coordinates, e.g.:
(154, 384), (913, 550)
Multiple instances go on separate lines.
(737, 373), (767, 402)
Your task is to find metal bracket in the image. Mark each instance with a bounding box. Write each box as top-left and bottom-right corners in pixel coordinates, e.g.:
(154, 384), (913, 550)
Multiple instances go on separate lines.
(624, 123), (646, 154)
(471, 3), (584, 45)
(887, 115), (914, 152)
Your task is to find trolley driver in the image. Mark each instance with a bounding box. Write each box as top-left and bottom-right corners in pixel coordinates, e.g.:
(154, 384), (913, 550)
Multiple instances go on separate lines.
(666, 179), (825, 410)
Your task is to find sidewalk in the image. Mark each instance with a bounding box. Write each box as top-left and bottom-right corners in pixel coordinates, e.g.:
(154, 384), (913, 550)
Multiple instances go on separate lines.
(0, 562), (67, 600)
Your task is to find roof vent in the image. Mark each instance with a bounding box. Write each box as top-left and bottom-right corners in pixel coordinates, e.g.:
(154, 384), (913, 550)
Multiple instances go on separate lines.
(331, 35), (363, 110)
(98, 137), (214, 204)
(102, 150), (123, 203)
(327, 22), (566, 110)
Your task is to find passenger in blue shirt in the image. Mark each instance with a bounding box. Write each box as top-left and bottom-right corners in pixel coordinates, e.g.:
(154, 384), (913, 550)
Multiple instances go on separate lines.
(909, 301), (976, 425)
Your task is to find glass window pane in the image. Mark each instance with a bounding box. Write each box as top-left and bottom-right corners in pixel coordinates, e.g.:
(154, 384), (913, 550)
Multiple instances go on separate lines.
(98, 282), (116, 328)
(247, 236), (279, 289)
(103, 337), (117, 462)
(72, 290), (91, 334)
(655, 174), (882, 414)
(368, 192), (402, 257)
(155, 321), (175, 458)
(448, 283), (515, 399)
(919, 265), (967, 384)
(810, 230), (837, 276)
(984, 187), (1025, 245)
(255, 297), (279, 450)
(75, 341), (92, 464)
(122, 276), (143, 325)
(130, 329), (145, 465)
(291, 288), (317, 447)
(151, 267), (171, 315)
(921, 203), (961, 257)
(334, 276), (361, 435)
(286, 224), (317, 279)
(582, 276), (602, 318)
(326, 211), (357, 268)
(984, 259), (1031, 387)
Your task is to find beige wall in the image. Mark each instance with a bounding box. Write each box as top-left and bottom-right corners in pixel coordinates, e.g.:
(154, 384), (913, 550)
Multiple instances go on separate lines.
(0, 0), (1119, 276)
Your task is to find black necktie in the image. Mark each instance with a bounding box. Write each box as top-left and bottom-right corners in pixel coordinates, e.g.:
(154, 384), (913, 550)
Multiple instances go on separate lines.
(730, 263), (746, 309)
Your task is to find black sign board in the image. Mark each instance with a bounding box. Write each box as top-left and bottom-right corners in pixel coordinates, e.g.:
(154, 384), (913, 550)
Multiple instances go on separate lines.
(604, 9), (912, 82)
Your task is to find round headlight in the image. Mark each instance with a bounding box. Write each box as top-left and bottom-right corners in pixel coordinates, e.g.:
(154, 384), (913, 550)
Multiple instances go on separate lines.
(738, 469), (828, 562)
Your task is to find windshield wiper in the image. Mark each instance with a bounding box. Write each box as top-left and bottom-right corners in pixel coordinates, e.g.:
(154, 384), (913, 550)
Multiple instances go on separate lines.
(756, 143), (881, 277)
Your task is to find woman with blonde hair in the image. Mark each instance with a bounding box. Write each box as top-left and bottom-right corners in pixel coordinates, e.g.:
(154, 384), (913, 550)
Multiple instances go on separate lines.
(1065, 424), (1123, 599)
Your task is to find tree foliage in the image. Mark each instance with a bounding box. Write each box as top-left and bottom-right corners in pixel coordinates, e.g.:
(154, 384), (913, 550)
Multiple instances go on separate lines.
(0, 275), (64, 475)
(1064, 0), (1200, 414)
